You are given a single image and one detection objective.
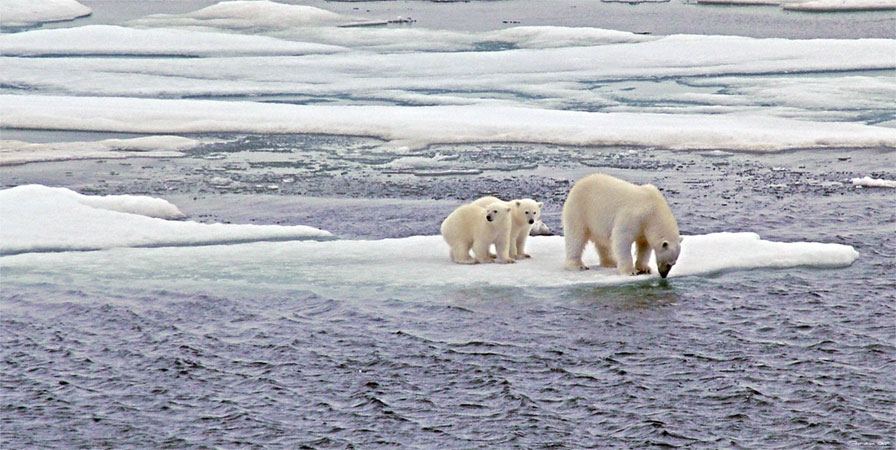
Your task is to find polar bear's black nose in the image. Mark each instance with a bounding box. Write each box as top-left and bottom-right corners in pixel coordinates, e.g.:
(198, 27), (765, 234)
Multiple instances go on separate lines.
(528, 219), (535, 225)
(487, 214), (493, 222)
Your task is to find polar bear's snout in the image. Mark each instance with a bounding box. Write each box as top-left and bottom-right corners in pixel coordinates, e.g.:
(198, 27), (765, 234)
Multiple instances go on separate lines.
(528, 219), (535, 225)
(486, 213), (494, 222)
(658, 263), (673, 279)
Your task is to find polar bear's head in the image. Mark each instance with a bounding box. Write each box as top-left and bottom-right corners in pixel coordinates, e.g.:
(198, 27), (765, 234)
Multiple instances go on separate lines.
(513, 199), (543, 225)
(484, 202), (511, 224)
(654, 238), (682, 278)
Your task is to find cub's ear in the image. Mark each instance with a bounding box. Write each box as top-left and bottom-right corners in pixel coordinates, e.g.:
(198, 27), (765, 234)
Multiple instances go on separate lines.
(537, 202), (543, 208)
(515, 201), (521, 206)
(505, 207), (511, 212)
(662, 241), (669, 249)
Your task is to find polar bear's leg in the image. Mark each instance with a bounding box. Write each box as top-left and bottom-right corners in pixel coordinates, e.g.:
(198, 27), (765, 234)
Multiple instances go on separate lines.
(450, 242), (477, 264)
(515, 231), (530, 259)
(564, 226), (589, 271)
(595, 238), (616, 268)
(472, 239), (494, 264)
(634, 238), (652, 274)
(494, 232), (515, 264)
(611, 223), (637, 276)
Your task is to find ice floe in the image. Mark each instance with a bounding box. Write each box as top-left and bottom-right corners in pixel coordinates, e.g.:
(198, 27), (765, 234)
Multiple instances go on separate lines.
(3, 95), (894, 152)
(0, 25), (345, 57)
(0, 232), (858, 292)
(0, 136), (199, 166)
(0, 0), (91, 27)
(0, 185), (333, 255)
(851, 176), (896, 188)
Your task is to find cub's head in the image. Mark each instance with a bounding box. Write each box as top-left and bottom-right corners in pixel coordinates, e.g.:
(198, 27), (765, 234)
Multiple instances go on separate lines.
(654, 237), (682, 279)
(513, 199), (543, 225)
(484, 202), (511, 224)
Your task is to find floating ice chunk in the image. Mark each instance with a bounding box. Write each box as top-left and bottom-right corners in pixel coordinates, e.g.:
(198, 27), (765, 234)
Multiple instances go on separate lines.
(0, 0), (91, 27)
(0, 136), (199, 166)
(529, 220), (554, 236)
(131, 0), (350, 29)
(783, 0), (896, 11)
(851, 176), (896, 188)
(0, 185), (333, 256)
(0, 232), (859, 293)
(482, 26), (658, 48)
(0, 25), (345, 57)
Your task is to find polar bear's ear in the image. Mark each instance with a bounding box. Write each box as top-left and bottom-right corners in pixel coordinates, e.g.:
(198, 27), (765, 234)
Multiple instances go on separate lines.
(505, 207), (511, 212)
(515, 201), (521, 207)
(537, 202), (543, 208)
(662, 241), (669, 249)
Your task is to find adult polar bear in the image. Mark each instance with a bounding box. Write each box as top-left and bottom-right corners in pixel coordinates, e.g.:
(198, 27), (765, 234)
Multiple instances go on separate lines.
(563, 173), (682, 278)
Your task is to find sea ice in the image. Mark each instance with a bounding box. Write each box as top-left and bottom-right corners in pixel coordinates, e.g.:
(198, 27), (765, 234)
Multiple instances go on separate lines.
(851, 176), (896, 188)
(0, 0), (91, 27)
(3, 95), (894, 152)
(0, 136), (199, 166)
(0, 185), (334, 256)
(0, 232), (858, 293)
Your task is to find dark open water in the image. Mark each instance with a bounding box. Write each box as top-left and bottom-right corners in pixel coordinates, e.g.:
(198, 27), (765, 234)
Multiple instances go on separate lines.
(2, 135), (894, 448)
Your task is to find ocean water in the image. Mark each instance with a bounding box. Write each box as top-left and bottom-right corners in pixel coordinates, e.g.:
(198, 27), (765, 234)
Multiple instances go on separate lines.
(2, 0), (895, 448)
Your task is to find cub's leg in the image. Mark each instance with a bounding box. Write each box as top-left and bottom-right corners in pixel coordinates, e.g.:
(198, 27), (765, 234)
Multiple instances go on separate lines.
(471, 239), (494, 264)
(514, 231), (530, 259)
(450, 242), (476, 264)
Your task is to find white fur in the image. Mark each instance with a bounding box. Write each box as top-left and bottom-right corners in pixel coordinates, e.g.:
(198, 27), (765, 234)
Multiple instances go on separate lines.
(441, 202), (514, 264)
(562, 173), (681, 277)
(470, 196), (543, 259)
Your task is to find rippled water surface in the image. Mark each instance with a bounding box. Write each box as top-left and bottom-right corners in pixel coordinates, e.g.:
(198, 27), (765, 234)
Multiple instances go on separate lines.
(2, 134), (894, 448)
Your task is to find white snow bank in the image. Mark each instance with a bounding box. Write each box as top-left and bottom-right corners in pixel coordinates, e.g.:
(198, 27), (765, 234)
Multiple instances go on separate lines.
(0, 136), (198, 166)
(851, 176), (896, 188)
(0, 25), (344, 57)
(784, 0), (896, 11)
(3, 95), (894, 152)
(0, 0), (91, 27)
(0, 185), (333, 255)
(131, 1), (349, 29)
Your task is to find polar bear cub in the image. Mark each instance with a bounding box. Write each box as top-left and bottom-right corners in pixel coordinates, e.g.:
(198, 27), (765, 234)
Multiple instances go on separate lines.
(562, 173), (681, 278)
(441, 202), (514, 264)
(471, 196), (543, 259)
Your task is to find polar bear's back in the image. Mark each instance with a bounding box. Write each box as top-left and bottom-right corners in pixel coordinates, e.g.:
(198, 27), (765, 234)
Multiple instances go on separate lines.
(441, 204), (485, 242)
(563, 173), (668, 236)
(470, 195), (506, 209)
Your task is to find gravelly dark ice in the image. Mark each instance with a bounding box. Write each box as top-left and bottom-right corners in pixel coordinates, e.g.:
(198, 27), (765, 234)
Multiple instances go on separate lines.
(2, 134), (894, 448)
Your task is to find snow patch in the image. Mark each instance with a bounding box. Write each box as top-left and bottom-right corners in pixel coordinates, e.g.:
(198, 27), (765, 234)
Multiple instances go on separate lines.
(0, 185), (334, 256)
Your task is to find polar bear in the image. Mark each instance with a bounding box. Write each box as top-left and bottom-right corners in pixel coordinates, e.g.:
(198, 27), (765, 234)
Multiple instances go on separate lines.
(471, 196), (543, 259)
(562, 173), (681, 278)
(441, 202), (514, 264)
